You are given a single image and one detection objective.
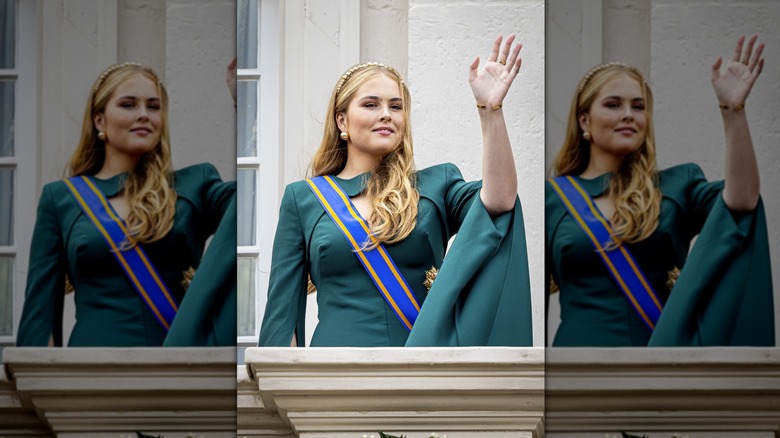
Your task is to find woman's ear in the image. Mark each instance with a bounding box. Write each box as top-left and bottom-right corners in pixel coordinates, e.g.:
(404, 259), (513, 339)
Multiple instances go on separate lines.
(93, 113), (105, 133)
(336, 112), (347, 132)
(578, 112), (590, 134)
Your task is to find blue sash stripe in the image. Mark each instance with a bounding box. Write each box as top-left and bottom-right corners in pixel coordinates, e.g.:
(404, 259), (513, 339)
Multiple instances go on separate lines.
(306, 176), (420, 331)
(64, 176), (178, 331)
(550, 176), (662, 330)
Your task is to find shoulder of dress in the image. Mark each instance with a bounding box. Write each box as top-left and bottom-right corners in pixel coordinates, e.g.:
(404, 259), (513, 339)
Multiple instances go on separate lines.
(416, 162), (461, 179)
(658, 162), (703, 180)
(657, 162), (708, 198)
(544, 179), (568, 227)
(173, 162), (220, 181)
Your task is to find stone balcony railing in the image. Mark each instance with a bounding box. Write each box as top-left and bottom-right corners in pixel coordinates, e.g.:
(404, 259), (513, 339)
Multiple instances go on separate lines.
(1, 347), (236, 437)
(2, 346), (779, 437)
(544, 347), (780, 438)
(239, 347), (546, 438)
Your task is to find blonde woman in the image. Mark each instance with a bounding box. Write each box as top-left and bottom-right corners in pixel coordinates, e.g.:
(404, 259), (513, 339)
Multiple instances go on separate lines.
(260, 35), (532, 347)
(546, 35), (773, 346)
(16, 63), (236, 346)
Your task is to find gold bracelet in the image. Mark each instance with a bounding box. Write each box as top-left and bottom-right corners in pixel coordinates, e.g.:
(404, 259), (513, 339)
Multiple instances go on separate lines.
(476, 103), (503, 111)
(719, 102), (745, 111)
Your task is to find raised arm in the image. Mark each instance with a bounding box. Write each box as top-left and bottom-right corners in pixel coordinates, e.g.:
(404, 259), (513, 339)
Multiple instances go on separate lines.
(711, 34), (764, 211)
(469, 34), (522, 215)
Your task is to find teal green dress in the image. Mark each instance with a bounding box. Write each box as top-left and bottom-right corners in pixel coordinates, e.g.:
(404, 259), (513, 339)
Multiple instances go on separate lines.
(16, 163), (236, 347)
(546, 163), (774, 346)
(259, 163), (532, 347)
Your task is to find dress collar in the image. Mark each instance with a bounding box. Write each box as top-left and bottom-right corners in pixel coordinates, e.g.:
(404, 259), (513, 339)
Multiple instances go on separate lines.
(331, 172), (370, 197)
(88, 172), (128, 198)
(571, 172), (612, 198)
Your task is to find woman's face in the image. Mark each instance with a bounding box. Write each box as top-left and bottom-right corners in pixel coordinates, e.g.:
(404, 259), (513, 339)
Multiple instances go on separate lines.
(94, 73), (163, 159)
(579, 73), (647, 160)
(336, 73), (406, 160)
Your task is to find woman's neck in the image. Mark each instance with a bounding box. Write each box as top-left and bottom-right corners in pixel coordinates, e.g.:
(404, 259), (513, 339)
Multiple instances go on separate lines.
(580, 148), (624, 179)
(337, 153), (382, 179)
(95, 150), (139, 179)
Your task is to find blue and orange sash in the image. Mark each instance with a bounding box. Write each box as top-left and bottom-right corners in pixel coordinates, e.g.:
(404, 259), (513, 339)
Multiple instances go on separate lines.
(549, 175), (663, 331)
(64, 176), (178, 331)
(306, 175), (421, 331)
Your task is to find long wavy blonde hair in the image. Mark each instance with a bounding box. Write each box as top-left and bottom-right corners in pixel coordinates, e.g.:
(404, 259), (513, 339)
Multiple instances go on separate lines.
(310, 63), (418, 249)
(69, 63), (176, 246)
(554, 63), (661, 244)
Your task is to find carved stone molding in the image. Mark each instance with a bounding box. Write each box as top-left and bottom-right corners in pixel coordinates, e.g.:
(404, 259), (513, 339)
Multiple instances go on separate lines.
(2, 347), (236, 437)
(545, 347), (780, 437)
(242, 347), (545, 438)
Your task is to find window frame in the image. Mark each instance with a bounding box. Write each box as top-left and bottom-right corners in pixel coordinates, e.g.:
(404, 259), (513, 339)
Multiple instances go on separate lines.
(0, 0), (38, 345)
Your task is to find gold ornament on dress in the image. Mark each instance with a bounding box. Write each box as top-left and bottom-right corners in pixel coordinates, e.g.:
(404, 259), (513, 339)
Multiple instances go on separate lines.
(64, 275), (74, 295)
(423, 266), (439, 292)
(666, 266), (681, 291)
(549, 277), (559, 293)
(181, 266), (196, 291)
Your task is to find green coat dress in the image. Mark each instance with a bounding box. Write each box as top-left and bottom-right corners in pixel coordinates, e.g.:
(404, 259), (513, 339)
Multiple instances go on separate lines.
(546, 163), (774, 347)
(259, 163), (532, 347)
(16, 163), (236, 347)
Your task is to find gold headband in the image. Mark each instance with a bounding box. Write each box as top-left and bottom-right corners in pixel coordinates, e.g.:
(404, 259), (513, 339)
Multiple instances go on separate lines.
(335, 62), (406, 96)
(93, 62), (161, 93)
(577, 62), (647, 95)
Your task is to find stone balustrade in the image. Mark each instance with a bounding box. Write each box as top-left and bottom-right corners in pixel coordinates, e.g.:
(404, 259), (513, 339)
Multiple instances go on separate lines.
(2, 347), (779, 438)
(1, 347), (236, 437)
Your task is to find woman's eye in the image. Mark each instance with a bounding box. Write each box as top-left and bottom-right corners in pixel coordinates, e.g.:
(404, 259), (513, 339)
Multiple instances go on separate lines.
(391, 105), (403, 110)
(148, 104), (161, 110)
(120, 102), (135, 108)
(633, 104), (646, 110)
(606, 102), (619, 108)
(364, 102), (377, 108)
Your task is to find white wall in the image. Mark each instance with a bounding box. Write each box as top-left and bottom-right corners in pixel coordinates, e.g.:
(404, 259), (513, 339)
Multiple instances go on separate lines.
(651, 0), (780, 343)
(408, 0), (546, 346)
(546, 0), (780, 344)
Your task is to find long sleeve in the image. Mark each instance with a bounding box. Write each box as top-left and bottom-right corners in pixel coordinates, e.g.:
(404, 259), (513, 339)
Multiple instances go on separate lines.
(164, 163), (237, 346)
(16, 184), (66, 346)
(406, 163), (532, 346)
(649, 163), (774, 346)
(258, 183), (308, 347)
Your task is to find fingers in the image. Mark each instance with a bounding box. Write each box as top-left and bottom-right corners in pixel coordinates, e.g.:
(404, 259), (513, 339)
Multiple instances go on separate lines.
(750, 42), (765, 73)
(711, 56), (722, 82)
(505, 39), (522, 71)
(469, 56), (480, 82)
(731, 35), (745, 63)
(742, 34), (758, 64)
(510, 55), (522, 79)
(488, 35), (502, 63)
(498, 34), (515, 65)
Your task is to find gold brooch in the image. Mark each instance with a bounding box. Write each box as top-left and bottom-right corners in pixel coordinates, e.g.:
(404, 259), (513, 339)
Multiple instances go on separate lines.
(666, 266), (681, 291)
(424, 266), (439, 292)
(64, 275), (74, 295)
(549, 278), (559, 293)
(181, 266), (196, 291)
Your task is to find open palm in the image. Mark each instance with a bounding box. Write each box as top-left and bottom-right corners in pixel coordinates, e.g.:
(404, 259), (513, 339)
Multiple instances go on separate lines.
(469, 34), (523, 108)
(711, 34), (765, 108)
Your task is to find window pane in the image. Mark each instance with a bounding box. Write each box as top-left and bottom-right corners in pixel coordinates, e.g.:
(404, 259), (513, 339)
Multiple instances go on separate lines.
(237, 257), (256, 337)
(0, 80), (14, 157)
(237, 0), (258, 69)
(237, 169), (256, 246)
(0, 255), (12, 336)
(237, 80), (258, 157)
(0, 168), (12, 245)
(0, 0), (15, 69)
